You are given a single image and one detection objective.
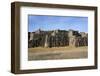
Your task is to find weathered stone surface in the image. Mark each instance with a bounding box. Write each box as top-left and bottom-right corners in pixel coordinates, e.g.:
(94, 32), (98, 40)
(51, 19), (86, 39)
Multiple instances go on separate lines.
(44, 35), (49, 48)
(28, 29), (88, 48)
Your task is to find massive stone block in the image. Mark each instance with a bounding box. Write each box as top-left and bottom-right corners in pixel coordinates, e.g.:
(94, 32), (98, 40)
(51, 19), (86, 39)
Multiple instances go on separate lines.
(44, 35), (49, 48)
(29, 32), (34, 40)
(69, 36), (76, 47)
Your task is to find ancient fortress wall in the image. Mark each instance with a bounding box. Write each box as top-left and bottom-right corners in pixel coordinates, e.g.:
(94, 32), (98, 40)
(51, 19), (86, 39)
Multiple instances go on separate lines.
(28, 29), (88, 48)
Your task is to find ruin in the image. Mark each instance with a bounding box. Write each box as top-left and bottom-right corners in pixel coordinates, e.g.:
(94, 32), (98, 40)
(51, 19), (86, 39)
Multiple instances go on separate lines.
(28, 29), (88, 48)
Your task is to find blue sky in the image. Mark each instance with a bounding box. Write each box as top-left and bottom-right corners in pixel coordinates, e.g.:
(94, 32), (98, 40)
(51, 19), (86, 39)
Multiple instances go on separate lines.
(28, 15), (88, 32)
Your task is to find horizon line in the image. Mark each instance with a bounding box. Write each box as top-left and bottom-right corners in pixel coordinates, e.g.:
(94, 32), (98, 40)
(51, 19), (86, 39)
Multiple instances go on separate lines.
(28, 29), (88, 33)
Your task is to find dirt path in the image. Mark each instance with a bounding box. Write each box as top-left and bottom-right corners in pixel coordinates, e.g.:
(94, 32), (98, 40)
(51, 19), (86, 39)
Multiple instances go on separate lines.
(28, 46), (88, 60)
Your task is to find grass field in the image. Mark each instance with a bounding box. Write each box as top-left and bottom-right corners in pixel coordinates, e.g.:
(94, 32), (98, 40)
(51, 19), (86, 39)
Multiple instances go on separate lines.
(28, 46), (88, 60)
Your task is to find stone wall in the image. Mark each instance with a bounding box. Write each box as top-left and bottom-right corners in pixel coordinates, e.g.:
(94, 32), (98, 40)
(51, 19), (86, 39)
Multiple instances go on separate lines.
(28, 29), (88, 48)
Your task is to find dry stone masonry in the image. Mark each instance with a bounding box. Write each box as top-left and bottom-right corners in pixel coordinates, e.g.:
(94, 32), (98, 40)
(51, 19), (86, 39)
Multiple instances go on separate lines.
(28, 29), (88, 48)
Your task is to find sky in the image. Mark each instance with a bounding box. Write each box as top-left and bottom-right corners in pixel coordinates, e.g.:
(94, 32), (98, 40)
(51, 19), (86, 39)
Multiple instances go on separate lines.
(28, 15), (88, 33)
